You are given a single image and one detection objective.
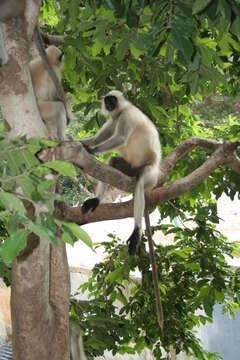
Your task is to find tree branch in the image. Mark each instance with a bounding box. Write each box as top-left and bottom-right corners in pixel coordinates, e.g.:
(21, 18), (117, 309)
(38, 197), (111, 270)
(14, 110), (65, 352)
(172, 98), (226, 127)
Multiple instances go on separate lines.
(158, 137), (219, 185)
(39, 142), (135, 192)
(49, 140), (240, 225)
(41, 32), (66, 46)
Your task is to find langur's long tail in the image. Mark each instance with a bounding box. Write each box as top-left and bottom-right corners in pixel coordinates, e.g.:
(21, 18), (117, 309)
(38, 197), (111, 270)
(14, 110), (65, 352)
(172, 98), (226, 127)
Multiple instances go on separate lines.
(144, 209), (164, 330)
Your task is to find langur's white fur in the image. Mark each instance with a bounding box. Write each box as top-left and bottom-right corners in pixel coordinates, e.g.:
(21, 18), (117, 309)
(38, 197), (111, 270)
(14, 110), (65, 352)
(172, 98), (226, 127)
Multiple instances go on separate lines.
(29, 45), (70, 141)
(81, 90), (161, 255)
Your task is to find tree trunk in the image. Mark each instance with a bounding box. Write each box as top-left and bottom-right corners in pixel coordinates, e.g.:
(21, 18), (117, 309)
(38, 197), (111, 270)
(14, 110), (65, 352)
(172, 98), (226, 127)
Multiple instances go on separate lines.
(0, 12), (70, 360)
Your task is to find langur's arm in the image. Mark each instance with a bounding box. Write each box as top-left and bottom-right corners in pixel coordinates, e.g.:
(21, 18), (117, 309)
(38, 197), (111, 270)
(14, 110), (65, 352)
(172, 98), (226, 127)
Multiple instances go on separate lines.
(81, 120), (115, 148)
(90, 120), (133, 154)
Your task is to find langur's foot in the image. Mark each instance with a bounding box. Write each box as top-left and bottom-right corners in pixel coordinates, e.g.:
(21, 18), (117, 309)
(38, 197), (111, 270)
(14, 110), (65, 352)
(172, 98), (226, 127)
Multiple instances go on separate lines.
(81, 198), (99, 214)
(127, 227), (140, 256)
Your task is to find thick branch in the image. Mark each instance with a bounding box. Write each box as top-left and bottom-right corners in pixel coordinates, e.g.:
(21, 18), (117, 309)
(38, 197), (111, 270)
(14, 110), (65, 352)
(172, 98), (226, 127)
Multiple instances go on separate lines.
(39, 142), (134, 192)
(41, 32), (66, 46)
(53, 141), (239, 225)
(40, 137), (224, 192)
(158, 137), (219, 184)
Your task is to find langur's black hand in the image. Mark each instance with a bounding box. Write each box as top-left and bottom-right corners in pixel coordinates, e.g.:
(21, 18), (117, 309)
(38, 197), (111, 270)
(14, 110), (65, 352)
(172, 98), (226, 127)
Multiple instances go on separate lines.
(81, 197), (100, 214)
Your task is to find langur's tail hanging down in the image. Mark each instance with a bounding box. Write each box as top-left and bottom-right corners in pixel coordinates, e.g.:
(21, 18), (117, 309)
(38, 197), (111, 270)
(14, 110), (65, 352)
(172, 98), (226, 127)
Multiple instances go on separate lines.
(144, 209), (164, 330)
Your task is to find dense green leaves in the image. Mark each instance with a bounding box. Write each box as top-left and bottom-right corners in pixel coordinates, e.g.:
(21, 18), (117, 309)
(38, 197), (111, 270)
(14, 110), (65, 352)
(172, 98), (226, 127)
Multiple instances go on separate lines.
(0, 130), (92, 263)
(39, 2), (240, 358)
(1, 0), (240, 358)
(71, 207), (240, 359)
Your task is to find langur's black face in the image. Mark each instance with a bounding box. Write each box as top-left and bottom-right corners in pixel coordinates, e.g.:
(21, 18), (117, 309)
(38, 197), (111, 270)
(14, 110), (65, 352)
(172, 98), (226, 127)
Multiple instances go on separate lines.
(104, 95), (118, 112)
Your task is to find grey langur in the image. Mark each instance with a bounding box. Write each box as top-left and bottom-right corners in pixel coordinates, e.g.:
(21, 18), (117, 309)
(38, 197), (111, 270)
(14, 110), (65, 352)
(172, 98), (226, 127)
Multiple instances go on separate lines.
(29, 45), (72, 141)
(81, 90), (161, 255)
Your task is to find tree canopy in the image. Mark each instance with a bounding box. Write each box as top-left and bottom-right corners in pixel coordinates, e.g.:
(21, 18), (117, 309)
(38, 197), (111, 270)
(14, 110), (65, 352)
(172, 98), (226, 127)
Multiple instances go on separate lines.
(0, 0), (240, 359)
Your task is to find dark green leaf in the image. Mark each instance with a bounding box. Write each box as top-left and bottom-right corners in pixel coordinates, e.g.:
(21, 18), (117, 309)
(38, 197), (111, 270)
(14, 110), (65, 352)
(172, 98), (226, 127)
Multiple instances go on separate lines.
(0, 192), (26, 216)
(1, 229), (28, 264)
(44, 161), (77, 177)
(192, 0), (212, 15)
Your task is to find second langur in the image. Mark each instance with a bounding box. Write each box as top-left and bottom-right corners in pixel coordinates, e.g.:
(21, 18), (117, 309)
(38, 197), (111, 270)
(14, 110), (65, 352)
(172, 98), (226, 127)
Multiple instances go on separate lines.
(81, 90), (161, 255)
(29, 45), (71, 141)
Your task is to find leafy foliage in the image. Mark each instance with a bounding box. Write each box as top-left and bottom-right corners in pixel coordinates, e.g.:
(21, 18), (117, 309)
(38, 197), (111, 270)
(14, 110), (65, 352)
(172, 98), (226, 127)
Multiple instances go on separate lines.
(39, 2), (240, 357)
(0, 124), (92, 265)
(1, 0), (240, 358)
(71, 205), (240, 359)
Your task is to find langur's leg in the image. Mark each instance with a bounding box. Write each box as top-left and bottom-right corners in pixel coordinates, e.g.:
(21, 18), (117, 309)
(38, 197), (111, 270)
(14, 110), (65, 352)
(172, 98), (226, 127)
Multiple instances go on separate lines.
(127, 164), (159, 256)
(81, 157), (147, 215)
(38, 101), (67, 141)
(81, 156), (139, 214)
(81, 157), (116, 214)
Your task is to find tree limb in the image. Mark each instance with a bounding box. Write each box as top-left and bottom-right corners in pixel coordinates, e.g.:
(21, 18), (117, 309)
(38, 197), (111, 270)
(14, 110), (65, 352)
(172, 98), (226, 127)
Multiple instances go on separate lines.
(39, 141), (134, 192)
(49, 140), (240, 225)
(41, 32), (66, 46)
(158, 137), (219, 185)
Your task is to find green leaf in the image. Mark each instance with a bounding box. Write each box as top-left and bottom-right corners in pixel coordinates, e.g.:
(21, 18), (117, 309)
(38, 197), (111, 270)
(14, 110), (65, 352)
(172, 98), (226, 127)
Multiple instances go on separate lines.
(92, 38), (103, 57)
(116, 291), (128, 306)
(1, 229), (28, 264)
(27, 222), (56, 243)
(44, 161), (77, 177)
(172, 31), (193, 61)
(231, 241), (240, 257)
(37, 179), (56, 193)
(60, 222), (93, 248)
(21, 149), (39, 168)
(0, 192), (26, 216)
(116, 39), (129, 60)
(231, 17), (240, 36)
(17, 176), (35, 199)
(62, 231), (74, 245)
(105, 264), (129, 282)
(199, 284), (210, 299)
(192, 0), (212, 15)
(130, 43), (143, 59)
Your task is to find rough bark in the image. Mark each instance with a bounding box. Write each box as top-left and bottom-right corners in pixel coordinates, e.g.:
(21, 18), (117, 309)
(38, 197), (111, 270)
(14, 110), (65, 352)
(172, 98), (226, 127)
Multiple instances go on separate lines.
(0, 2), (70, 360)
(0, 19), (47, 138)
